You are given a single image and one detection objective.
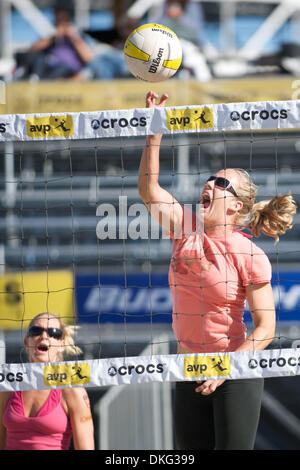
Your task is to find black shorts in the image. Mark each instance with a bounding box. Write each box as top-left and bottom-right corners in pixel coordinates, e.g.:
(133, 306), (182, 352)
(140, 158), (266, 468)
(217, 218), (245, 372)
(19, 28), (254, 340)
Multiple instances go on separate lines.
(174, 378), (264, 450)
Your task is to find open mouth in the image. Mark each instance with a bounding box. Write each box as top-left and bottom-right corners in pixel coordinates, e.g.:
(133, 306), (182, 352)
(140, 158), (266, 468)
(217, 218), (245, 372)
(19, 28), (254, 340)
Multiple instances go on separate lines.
(201, 192), (211, 209)
(37, 344), (49, 353)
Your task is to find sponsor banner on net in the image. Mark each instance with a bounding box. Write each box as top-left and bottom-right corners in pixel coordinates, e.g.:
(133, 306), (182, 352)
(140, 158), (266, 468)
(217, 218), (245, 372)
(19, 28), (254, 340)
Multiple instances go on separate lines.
(221, 100), (300, 131)
(166, 107), (214, 131)
(44, 363), (90, 387)
(89, 110), (148, 136)
(26, 115), (74, 138)
(184, 355), (231, 378)
(2, 349), (300, 391)
(0, 99), (300, 141)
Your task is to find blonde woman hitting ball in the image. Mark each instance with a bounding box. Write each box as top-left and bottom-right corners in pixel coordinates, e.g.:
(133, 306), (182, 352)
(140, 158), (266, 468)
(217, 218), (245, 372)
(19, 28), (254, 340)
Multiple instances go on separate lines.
(139, 91), (297, 450)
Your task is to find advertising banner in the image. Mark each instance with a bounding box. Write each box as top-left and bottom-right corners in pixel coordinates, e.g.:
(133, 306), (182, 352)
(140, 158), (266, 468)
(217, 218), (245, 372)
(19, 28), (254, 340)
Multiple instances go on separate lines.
(76, 271), (300, 325)
(1, 347), (300, 391)
(1, 98), (300, 142)
(0, 78), (296, 115)
(0, 270), (74, 329)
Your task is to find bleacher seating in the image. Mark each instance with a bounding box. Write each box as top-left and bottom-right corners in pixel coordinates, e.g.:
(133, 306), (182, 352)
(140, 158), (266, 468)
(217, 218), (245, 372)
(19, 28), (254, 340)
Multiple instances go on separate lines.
(0, 132), (299, 271)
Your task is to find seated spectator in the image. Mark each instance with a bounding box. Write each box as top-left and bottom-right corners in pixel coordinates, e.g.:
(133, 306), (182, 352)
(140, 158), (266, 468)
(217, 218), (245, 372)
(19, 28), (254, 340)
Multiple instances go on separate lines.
(27, 6), (94, 80)
(154, 0), (212, 81)
(79, 16), (139, 81)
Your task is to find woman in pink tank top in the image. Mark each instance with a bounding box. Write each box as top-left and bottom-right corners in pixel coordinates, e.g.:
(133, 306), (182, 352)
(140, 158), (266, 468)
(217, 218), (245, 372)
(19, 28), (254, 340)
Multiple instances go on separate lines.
(0, 313), (94, 450)
(138, 91), (297, 449)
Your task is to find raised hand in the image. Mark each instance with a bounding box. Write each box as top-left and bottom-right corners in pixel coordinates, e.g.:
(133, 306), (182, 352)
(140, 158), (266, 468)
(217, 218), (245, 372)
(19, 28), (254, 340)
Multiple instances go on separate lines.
(146, 91), (169, 109)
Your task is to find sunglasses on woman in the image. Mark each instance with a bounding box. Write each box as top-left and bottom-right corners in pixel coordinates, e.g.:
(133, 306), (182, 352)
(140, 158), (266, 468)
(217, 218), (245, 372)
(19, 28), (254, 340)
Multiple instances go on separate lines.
(28, 326), (64, 340)
(207, 176), (239, 198)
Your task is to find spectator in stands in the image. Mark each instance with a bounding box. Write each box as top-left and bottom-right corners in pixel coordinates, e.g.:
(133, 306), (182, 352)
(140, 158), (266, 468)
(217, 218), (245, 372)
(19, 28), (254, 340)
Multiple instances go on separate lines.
(154, 0), (212, 81)
(27, 6), (94, 80)
(78, 15), (139, 81)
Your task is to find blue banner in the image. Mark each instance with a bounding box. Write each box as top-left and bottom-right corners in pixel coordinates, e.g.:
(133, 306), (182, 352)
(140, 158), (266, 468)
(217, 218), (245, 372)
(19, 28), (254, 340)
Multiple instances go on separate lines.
(75, 272), (300, 324)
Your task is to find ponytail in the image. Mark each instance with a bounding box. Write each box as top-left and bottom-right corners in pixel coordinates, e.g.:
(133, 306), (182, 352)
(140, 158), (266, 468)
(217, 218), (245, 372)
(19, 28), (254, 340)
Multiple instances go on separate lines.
(247, 193), (297, 243)
(234, 169), (297, 242)
(62, 323), (83, 360)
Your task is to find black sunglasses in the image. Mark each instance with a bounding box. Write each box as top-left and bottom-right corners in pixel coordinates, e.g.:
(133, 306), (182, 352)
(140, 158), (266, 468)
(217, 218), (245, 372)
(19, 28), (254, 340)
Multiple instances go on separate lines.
(28, 326), (64, 340)
(207, 176), (239, 198)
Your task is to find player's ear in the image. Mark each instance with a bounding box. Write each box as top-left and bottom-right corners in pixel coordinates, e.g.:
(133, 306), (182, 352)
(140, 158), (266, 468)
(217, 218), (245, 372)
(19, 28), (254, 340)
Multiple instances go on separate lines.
(228, 197), (243, 215)
(235, 199), (243, 212)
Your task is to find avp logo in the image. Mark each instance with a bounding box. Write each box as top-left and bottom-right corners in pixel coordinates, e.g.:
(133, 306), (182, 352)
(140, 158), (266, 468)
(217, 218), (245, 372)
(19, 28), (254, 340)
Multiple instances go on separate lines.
(184, 355), (231, 378)
(167, 107), (214, 131)
(27, 115), (74, 138)
(44, 363), (90, 387)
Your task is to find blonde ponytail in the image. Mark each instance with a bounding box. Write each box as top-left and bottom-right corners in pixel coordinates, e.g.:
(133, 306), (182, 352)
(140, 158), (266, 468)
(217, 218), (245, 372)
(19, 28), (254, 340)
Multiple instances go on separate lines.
(247, 193), (297, 243)
(233, 169), (297, 242)
(61, 323), (83, 360)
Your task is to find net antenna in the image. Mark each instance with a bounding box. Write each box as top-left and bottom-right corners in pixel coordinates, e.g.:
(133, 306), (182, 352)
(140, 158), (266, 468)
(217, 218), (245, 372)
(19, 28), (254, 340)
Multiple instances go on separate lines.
(0, 100), (299, 391)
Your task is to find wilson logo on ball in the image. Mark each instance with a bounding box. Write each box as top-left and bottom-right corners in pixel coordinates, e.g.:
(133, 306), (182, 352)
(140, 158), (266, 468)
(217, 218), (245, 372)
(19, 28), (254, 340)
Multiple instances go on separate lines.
(123, 23), (182, 82)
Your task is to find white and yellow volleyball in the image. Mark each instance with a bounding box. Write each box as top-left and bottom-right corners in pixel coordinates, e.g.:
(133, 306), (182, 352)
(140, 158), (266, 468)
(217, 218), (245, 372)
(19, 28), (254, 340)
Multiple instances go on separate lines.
(123, 23), (182, 82)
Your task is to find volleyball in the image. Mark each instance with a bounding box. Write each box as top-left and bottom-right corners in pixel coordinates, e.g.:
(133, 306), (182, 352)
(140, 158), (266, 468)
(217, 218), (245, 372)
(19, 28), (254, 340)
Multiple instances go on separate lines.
(123, 23), (182, 82)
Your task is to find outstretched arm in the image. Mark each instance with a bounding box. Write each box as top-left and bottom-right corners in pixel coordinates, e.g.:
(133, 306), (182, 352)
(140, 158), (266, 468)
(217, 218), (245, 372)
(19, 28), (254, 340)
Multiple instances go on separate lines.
(139, 91), (183, 235)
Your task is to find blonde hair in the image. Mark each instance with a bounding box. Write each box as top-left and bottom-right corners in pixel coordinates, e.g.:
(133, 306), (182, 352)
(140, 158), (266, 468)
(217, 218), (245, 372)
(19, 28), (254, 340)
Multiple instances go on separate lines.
(234, 169), (297, 243)
(27, 313), (83, 361)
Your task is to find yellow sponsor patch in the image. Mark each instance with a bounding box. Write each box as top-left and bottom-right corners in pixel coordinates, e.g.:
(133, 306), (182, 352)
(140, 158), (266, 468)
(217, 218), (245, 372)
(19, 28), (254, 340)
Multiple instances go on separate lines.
(166, 107), (214, 131)
(184, 355), (231, 378)
(27, 115), (74, 138)
(44, 363), (90, 387)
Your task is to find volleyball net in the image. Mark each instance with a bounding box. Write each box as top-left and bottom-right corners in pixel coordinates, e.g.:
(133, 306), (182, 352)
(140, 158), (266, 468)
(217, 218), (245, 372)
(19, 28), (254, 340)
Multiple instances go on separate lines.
(0, 99), (300, 391)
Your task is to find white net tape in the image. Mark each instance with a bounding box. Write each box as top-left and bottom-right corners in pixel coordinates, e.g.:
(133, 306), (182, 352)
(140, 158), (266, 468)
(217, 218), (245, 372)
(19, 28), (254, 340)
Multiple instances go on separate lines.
(0, 99), (299, 142)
